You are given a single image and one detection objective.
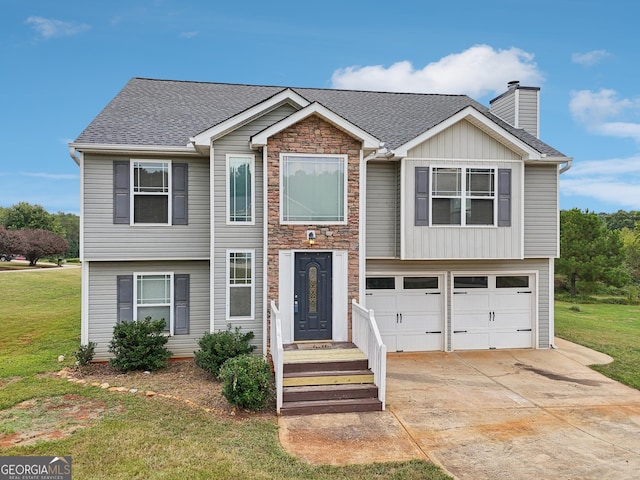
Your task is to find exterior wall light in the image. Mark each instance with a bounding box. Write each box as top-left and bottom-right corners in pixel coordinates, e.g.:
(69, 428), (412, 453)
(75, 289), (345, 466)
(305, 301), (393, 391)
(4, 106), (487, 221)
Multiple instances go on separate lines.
(306, 230), (316, 246)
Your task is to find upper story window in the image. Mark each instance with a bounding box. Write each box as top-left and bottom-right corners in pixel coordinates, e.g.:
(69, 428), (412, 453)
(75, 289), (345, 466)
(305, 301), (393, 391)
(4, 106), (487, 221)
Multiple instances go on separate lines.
(416, 166), (510, 227)
(113, 160), (188, 226)
(227, 154), (254, 224)
(281, 154), (347, 224)
(432, 167), (495, 226)
(133, 161), (170, 224)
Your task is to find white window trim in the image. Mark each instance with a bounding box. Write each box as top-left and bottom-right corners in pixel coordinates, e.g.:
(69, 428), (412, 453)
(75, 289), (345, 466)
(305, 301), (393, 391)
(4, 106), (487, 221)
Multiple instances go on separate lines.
(279, 153), (348, 225)
(226, 154), (255, 225)
(133, 272), (174, 335)
(130, 159), (173, 226)
(430, 165), (497, 227)
(226, 249), (255, 320)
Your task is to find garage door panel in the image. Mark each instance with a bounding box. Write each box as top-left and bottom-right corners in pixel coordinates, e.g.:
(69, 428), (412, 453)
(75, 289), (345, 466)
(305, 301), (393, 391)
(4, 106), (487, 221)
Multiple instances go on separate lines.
(490, 331), (533, 349)
(452, 273), (534, 350)
(454, 332), (490, 350)
(494, 312), (531, 329)
(366, 275), (444, 352)
(493, 291), (532, 310)
(454, 293), (490, 311)
(399, 333), (443, 352)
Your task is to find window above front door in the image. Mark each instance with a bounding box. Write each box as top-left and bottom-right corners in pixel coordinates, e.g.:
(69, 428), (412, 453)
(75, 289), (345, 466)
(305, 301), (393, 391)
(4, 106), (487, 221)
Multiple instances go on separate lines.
(280, 154), (347, 224)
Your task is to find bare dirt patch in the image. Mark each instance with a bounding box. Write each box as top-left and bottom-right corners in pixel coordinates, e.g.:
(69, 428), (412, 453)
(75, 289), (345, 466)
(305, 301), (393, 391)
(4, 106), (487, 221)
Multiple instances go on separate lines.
(0, 394), (123, 448)
(64, 359), (274, 418)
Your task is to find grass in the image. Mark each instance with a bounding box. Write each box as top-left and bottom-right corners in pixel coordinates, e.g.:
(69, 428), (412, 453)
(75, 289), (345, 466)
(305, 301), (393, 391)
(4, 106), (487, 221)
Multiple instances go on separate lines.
(0, 268), (450, 480)
(555, 300), (640, 390)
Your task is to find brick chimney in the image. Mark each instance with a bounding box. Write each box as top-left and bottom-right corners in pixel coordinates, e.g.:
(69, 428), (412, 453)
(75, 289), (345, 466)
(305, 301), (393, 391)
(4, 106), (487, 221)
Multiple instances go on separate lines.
(489, 81), (540, 138)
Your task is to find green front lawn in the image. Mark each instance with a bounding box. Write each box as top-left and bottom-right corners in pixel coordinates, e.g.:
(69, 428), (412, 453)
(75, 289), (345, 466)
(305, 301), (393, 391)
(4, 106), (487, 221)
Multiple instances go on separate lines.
(555, 300), (640, 390)
(0, 269), (449, 480)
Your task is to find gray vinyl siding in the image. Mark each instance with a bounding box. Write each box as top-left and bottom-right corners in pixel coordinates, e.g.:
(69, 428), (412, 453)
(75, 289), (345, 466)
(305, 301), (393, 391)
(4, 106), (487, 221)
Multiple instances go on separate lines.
(87, 260), (210, 361)
(211, 103), (297, 352)
(83, 154), (210, 260)
(404, 121), (523, 259)
(366, 258), (551, 349)
(524, 164), (559, 257)
(518, 88), (539, 138)
(366, 161), (399, 258)
(489, 92), (516, 128)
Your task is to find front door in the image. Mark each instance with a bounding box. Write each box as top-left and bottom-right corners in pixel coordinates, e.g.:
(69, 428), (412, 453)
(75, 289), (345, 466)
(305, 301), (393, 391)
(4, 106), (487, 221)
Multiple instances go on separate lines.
(294, 252), (332, 341)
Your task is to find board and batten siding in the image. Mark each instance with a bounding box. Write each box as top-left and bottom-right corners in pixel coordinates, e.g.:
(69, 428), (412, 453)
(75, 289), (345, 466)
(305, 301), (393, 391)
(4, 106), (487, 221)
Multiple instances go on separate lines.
(524, 165), (559, 258)
(87, 260), (210, 361)
(366, 258), (551, 349)
(82, 154), (210, 260)
(211, 103), (297, 351)
(366, 161), (399, 258)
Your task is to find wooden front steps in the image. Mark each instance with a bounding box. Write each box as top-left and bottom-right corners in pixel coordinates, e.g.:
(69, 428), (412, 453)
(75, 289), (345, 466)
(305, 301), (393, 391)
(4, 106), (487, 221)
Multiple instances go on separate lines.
(280, 342), (383, 416)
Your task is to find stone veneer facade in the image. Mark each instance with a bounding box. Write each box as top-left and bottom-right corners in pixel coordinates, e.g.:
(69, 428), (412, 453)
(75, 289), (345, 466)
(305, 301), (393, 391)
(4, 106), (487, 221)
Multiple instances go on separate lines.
(266, 114), (362, 343)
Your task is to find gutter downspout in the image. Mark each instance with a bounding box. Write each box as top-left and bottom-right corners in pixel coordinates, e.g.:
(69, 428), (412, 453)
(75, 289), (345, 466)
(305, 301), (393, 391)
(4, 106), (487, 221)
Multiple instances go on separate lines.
(559, 158), (573, 174)
(69, 146), (80, 165)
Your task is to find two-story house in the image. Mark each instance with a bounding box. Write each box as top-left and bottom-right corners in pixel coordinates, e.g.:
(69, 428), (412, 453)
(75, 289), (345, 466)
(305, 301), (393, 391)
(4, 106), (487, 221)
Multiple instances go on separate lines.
(70, 78), (570, 412)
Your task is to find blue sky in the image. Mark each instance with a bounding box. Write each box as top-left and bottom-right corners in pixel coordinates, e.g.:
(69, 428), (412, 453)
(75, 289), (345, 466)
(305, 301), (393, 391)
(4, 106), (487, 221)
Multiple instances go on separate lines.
(1, 0), (639, 215)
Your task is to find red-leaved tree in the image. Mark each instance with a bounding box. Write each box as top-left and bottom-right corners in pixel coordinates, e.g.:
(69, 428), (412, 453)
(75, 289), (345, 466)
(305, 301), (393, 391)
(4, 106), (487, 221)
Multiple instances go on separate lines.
(15, 229), (68, 266)
(0, 226), (24, 255)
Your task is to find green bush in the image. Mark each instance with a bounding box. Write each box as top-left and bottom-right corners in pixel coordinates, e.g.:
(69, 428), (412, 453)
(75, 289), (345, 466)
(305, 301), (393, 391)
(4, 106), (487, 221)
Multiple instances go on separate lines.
(194, 325), (255, 376)
(73, 341), (96, 366)
(108, 317), (172, 372)
(219, 354), (273, 411)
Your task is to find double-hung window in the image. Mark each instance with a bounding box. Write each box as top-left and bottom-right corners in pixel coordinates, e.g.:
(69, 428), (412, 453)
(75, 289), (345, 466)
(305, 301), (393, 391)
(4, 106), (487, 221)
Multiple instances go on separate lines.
(227, 250), (254, 319)
(281, 154), (347, 224)
(227, 154), (254, 224)
(132, 161), (170, 224)
(431, 167), (496, 226)
(135, 273), (173, 333)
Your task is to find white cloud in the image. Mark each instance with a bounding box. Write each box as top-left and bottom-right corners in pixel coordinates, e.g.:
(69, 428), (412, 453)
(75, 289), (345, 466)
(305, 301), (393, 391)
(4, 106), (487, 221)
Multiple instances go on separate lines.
(331, 45), (544, 97)
(562, 156), (640, 209)
(571, 50), (610, 66)
(570, 89), (640, 141)
(179, 31), (198, 39)
(25, 16), (90, 39)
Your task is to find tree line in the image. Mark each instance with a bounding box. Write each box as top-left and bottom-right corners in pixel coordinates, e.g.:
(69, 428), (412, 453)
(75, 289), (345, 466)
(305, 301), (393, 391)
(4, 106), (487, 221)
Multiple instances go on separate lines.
(558, 209), (640, 299)
(0, 203), (78, 265)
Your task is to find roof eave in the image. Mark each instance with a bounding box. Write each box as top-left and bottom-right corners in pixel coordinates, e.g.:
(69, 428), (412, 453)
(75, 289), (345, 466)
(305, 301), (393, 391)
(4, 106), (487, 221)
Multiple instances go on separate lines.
(69, 142), (201, 157)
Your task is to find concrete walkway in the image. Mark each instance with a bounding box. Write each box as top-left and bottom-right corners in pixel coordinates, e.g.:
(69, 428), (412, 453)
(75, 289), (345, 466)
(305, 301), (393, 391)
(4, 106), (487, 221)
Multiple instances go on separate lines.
(279, 339), (640, 479)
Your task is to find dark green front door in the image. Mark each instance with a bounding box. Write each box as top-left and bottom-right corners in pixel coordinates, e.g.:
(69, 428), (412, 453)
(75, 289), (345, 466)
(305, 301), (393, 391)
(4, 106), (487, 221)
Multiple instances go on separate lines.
(294, 252), (332, 341)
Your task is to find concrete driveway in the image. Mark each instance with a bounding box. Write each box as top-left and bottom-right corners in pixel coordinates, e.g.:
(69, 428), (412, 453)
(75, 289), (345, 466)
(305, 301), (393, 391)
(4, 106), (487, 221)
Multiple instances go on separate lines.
(279, 339), (640, 479)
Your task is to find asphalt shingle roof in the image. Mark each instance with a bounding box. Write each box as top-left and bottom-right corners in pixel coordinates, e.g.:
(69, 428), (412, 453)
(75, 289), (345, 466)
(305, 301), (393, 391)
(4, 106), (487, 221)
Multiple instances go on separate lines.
(74, 77), (567, 158)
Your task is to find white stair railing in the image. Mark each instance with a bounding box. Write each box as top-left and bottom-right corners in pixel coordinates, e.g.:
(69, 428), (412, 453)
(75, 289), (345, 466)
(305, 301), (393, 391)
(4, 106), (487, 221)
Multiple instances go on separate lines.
(270, 300), (284, 414)
(352, 299), (387, 409)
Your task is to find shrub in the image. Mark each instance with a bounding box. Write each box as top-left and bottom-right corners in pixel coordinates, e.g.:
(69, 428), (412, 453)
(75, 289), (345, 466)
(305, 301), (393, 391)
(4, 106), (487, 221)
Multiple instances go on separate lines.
(194, 325), (255, 376)
(108, 317), (172, 372)
(219, 354), (273, 411)
(568, 305), (582, 313)
(74, 341), (96, 366)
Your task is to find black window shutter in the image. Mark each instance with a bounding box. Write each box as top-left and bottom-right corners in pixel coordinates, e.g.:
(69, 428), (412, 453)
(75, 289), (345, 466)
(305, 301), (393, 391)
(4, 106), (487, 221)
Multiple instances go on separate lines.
(174, 274), (190, 335)
(172, 163), (188, 225)
(117, 275), (134, 323)
(415, 167), (429, 226)
(113, 161), (130, 224)
(498, 168), (512, 227)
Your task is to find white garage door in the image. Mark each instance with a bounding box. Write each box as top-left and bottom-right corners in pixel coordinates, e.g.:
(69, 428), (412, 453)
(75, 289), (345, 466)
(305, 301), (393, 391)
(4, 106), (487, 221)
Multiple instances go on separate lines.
(452, 274), (534, 350)
(365, 275), (444, 352)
